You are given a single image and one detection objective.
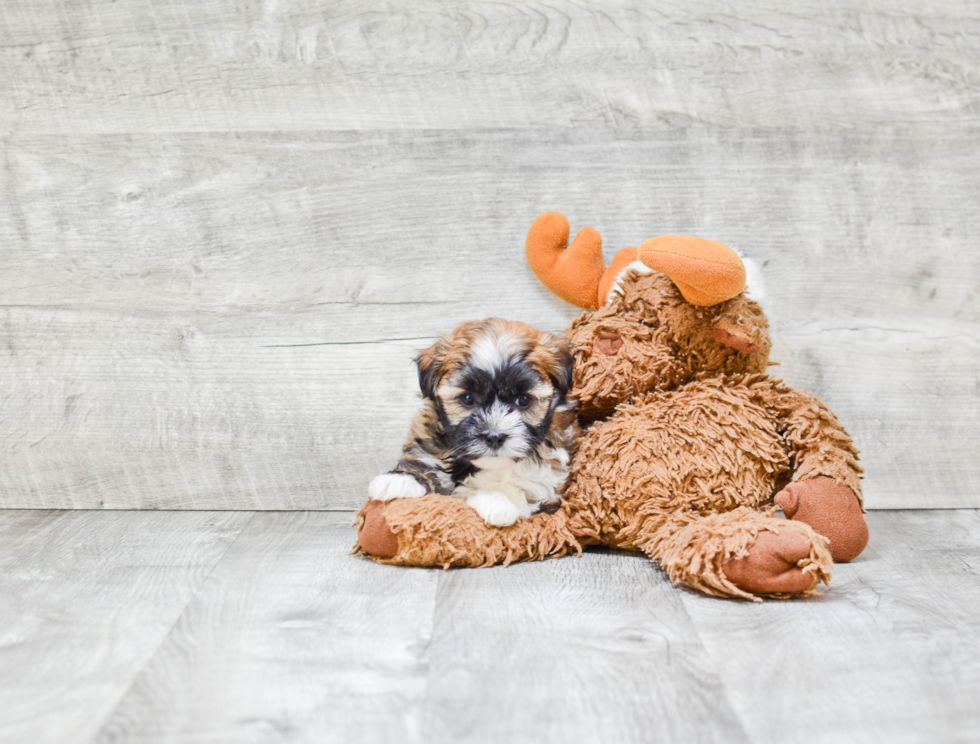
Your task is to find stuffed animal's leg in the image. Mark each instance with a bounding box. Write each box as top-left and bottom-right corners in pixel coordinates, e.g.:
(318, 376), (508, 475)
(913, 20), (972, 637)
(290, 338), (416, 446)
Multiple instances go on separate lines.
(756, 382), (869, 561)
(354, 495), (581, 568)
(635, 507), (833, 601)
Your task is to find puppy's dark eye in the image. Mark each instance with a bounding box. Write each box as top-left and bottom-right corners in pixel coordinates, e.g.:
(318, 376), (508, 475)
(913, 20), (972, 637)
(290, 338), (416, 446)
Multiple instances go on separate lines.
(460, 393), (476, 407)
(515, 394), (533, 409)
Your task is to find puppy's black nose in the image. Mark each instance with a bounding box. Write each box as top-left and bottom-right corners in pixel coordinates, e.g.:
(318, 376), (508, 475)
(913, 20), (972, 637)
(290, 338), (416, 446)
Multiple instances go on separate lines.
(483, 432), (507, 449)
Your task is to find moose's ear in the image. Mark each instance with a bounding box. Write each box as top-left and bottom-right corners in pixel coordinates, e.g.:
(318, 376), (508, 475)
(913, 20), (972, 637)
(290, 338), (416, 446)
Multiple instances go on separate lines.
(712, 301), (771, 356)
(415, 341), (444, 399)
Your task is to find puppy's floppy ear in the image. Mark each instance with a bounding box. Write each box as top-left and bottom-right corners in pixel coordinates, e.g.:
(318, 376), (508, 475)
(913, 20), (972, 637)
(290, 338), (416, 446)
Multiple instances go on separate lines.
(546, 333), (575, 397)
(415, 340), (444, 399)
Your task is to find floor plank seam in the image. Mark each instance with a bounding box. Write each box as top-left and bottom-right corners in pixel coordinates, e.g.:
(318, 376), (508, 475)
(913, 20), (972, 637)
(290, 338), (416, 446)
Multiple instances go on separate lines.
(83, 512), (260, 744)
(677, 591), (757, 744)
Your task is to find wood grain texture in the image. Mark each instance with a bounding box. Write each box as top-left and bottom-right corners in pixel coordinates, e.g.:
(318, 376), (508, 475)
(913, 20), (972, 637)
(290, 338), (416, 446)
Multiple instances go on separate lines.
(92, 511), (440, 744)
(1, 0), (978, 133)
(421, 550), (749, 744)
(1, 509), (977, 744)
(0, 317), (427, 510)
(2, 128), (977, 509)
(0, 510), (251, 744)
(677, 510), (980, 744)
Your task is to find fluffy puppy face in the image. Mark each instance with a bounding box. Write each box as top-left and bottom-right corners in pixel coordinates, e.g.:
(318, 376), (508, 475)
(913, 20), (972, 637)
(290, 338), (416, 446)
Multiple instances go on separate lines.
(416, 318), (574, 469)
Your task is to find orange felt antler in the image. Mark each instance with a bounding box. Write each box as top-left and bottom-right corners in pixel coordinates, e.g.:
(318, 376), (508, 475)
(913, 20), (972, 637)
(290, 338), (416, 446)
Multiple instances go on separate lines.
(526, 212), (606, 310)
(638, 235), (746, 306)
(527, 212), (748, 309)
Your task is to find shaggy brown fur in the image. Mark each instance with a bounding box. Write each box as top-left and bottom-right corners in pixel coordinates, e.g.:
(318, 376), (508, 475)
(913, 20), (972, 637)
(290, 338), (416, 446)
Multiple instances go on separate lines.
(355, 226), (866, 601)
(568, 273), (771, 418)
(356, 495), (581, 569)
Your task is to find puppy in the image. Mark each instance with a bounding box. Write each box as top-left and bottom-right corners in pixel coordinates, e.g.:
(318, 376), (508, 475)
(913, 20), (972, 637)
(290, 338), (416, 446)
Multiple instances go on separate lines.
(368, 318), (579, 526)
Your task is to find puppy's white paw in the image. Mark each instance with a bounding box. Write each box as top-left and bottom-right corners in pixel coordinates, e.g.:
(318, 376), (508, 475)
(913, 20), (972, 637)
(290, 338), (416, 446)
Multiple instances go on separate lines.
(368, 473), (426, 502)
(466, 491), (531, 527)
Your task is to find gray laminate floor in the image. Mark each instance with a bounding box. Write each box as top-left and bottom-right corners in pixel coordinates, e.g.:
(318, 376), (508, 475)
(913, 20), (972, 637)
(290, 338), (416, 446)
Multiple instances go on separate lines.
(1, 509), (978, 744)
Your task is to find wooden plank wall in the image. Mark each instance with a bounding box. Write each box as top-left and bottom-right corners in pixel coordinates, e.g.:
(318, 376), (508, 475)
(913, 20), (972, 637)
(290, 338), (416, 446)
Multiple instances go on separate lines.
(1, 0), (977, 510)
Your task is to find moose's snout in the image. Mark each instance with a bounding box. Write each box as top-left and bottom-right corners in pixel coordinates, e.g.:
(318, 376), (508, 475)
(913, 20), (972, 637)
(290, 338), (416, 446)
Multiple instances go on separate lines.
(595, 332), (624, 356)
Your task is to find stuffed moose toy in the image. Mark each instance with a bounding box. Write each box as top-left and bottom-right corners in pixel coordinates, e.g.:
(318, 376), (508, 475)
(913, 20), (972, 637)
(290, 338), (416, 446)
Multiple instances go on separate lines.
(356, 212), (868, 600)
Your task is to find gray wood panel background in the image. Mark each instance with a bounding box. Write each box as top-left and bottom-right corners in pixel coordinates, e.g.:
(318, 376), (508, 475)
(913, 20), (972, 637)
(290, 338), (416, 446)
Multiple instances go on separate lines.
(1, 0), (978, 509)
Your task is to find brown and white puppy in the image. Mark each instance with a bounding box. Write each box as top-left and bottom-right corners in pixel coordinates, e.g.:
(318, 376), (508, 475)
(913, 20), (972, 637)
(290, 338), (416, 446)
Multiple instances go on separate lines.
(368, 318), (579, 526)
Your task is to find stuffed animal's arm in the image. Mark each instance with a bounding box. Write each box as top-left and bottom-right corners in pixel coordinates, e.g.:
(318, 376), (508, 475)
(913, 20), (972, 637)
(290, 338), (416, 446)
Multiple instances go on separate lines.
(751, 380), (868, 562)
(355, 496), (580, 567)
(754, 381), (864, 502)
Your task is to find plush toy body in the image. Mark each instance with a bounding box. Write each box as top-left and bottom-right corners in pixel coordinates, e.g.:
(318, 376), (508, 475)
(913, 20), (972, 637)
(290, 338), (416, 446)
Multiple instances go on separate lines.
(357, 213), (868, 600)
